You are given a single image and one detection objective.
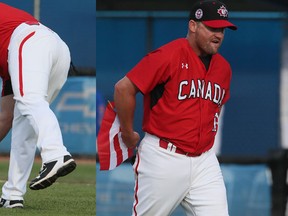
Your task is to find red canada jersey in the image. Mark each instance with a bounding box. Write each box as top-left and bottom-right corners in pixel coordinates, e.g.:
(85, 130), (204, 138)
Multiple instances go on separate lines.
(127, 38), (232, 154)
(0, 3), (38, 82)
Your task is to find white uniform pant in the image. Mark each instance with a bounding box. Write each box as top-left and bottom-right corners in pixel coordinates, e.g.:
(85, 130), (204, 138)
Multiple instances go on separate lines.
(132, 133), (229, 216)
(2, 23), (71, 200)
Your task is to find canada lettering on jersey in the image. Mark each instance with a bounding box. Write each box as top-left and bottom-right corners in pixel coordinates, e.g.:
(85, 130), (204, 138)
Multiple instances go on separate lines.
(178, 79), (225, 106)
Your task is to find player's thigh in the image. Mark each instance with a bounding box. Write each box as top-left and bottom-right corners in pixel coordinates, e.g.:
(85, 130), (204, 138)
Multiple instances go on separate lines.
(47, 37), (70, 103)
(133, 135), (190, 216)
(8, 31), (52, 99)
(181, 152), (229, 216)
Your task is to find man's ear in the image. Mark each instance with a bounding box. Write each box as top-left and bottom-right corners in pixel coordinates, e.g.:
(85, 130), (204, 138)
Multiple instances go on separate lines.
(188, 20), (198, 33)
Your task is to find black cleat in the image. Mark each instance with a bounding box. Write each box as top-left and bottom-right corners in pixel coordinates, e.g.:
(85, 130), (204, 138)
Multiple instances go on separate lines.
(29, 155), (76, 190)
(0, 198), (23, 208)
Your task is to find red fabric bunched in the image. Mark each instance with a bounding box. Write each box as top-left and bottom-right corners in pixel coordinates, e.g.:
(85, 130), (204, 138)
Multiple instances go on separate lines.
(97, 101), (135, 170)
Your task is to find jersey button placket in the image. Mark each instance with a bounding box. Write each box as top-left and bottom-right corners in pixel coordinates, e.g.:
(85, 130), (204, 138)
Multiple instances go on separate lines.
(198, 98), (204, 150)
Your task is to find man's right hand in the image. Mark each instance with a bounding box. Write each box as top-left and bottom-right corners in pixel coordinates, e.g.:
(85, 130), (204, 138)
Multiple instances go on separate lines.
(121, 131), (140, 149)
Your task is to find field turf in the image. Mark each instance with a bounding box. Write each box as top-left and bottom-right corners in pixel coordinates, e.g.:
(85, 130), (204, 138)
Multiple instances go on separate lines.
(0, 157), (96, 216)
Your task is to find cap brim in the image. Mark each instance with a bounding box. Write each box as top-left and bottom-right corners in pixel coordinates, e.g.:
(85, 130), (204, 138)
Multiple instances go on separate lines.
(202, 20), (237, 30)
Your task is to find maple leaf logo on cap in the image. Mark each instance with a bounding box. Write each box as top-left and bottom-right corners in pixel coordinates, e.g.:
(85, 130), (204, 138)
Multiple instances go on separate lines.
(217, 5), (228, 17)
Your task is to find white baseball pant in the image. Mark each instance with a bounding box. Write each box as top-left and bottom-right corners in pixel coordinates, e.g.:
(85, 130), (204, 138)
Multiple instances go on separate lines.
(132, 133), (229, 216)
(2, 22), (71, 200)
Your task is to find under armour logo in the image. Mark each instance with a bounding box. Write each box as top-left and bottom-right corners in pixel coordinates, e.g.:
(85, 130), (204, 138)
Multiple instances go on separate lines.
(182, 63), (189, 69)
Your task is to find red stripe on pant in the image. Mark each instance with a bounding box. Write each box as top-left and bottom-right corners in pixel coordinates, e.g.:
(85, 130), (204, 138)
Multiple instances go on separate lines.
(18, 31), (36, 97)
(133, 152), (140, 216)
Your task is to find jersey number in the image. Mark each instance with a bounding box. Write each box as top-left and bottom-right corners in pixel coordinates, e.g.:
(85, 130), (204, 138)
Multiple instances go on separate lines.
(212, 112), (219, 132)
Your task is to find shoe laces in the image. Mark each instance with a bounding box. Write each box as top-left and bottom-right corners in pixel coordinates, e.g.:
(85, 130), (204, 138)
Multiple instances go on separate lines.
(37, 163), (48, 177)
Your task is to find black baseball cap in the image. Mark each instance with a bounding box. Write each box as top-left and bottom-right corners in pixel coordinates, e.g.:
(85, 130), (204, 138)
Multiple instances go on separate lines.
(189, 0), (237, 30)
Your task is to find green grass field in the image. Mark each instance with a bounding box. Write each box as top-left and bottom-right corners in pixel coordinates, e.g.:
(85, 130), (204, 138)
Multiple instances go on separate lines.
(0, 157), (96, 216)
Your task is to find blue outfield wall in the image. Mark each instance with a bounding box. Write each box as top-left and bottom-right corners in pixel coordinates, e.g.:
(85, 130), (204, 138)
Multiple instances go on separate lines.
(52, 77), (96, 155)
(0, 77), (96, 156)
(1, 0), (96, 69)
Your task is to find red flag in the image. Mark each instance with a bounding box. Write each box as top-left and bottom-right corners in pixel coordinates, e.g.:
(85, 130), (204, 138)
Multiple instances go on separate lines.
(97, 101), (135, 170)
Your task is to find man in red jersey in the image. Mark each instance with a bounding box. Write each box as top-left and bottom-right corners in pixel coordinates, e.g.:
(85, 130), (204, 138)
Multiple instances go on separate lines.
(113, 0), (237, 215)
(0, 3), (76, 208)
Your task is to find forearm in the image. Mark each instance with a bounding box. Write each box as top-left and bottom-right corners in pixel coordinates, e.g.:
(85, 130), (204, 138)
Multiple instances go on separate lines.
(114, 76), (140, 148)
(0, 94), (14, 142)
(0, 115), (12, 141)
(114, 77), (136, 133)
